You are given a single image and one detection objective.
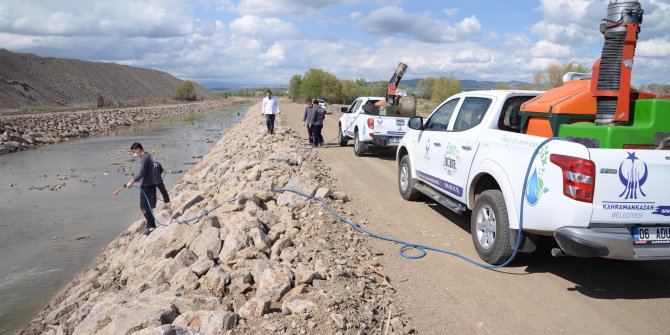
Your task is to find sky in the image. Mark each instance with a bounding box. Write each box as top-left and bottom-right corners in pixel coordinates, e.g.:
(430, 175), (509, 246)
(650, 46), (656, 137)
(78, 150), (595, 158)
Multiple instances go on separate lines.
(1, 0), (669, 87)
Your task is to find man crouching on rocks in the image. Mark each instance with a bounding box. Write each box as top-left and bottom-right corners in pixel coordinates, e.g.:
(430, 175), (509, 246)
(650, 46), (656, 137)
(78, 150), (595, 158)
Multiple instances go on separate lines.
(125, 142), (158, 235)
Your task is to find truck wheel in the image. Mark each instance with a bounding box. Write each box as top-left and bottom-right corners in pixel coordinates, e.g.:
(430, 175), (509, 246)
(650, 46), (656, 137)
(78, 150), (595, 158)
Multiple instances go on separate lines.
(354, 131), (367, 156)
(338, 124), (348, 146)
(398, 155), (421, 200)
(471, 189), (513, 265)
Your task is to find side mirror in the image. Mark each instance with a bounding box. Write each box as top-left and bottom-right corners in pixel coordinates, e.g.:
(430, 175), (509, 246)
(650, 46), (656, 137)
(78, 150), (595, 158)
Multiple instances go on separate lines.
(408, 116), (423, 130)
(340, 107), (349, 113)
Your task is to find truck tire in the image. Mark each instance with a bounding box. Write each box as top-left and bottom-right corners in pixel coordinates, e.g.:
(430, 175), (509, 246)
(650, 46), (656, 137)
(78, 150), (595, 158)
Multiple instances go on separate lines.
(338, 124), (348, 146)
(354, 131), (367, 156)
(398, 155), (421, 200)
(471, 189), (514, 265)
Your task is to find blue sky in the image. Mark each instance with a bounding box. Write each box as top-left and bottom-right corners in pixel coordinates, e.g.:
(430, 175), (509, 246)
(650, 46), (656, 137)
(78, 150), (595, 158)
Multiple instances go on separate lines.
(1, 0), (669, 86)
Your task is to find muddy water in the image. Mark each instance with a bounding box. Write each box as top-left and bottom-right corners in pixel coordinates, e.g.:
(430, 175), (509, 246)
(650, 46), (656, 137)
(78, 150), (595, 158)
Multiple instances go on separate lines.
(0, 104), (249, 334)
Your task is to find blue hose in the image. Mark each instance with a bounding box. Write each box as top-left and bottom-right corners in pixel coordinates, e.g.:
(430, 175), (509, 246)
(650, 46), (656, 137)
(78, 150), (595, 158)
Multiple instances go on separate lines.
(131, 185), (224, 227)
(270, 137), (562, 269)
(127, 137), (560, 269)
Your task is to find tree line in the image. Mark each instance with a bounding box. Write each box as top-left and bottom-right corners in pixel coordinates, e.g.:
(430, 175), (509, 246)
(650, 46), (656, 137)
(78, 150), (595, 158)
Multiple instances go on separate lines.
(219, 63), (670, 104)
(288, 68), (463, 105)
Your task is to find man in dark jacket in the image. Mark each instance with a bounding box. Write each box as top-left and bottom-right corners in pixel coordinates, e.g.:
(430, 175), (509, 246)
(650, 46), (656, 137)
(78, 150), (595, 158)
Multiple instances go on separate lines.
(153, 160), (170, 204)
(125, 142), (157, 235)
(303, 98), (315, 146)
(306, 99), (326, 147)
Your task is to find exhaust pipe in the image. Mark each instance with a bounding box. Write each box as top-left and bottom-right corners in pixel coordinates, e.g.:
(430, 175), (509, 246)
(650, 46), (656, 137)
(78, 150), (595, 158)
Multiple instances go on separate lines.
(594, 0), (644, 125)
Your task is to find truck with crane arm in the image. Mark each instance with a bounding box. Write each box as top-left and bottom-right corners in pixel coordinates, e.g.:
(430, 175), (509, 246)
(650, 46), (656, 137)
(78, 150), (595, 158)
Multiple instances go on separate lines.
(396, 0), (670, 264)
(338, 62), (417, 156)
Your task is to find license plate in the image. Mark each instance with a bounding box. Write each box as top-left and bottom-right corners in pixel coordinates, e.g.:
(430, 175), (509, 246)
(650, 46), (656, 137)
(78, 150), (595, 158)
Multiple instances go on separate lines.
(633, 226), (670, 245)
(389, 137), (400, 143)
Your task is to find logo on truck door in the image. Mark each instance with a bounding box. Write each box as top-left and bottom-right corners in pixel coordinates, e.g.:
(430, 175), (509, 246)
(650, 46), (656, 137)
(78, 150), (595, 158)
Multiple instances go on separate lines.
(618, 152), (648, 200)
(525, 146), (550, 206)
(443, 142), (460, 176)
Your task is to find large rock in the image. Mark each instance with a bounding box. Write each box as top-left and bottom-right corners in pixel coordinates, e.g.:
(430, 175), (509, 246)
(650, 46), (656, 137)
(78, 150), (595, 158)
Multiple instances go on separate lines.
(281, 299), (317, 315)
(189, 227), (222, 260)
(199, 266), (230, 295)
(170, 267), (199, 291)
(218, 228), (253, 262)
(131, 324), (194, 335)
(238, 297), (271, 319)
(72, 294), (178, 335)
(255, 267), (293, 302)
(172, 311), (238, 334)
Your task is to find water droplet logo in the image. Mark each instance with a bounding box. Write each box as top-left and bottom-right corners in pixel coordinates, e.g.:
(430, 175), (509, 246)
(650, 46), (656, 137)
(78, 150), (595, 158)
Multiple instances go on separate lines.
(526, 147), (550, 206)
(618, 152), (648, 199)
(526, 170), (540, 206)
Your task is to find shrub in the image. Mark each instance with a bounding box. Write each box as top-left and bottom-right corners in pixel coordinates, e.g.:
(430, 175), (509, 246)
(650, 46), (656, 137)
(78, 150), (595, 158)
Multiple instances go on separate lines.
(175, 80), (197, 101)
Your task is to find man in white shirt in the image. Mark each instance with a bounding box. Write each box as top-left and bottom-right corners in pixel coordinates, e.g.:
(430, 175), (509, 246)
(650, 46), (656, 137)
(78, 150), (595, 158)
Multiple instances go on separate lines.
(261, 90), (281, 134)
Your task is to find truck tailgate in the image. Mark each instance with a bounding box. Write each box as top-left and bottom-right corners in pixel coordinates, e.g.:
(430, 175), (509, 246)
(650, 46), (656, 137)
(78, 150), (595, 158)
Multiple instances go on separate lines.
(373, 116), (408, 138)
(590, 149), (670, 224)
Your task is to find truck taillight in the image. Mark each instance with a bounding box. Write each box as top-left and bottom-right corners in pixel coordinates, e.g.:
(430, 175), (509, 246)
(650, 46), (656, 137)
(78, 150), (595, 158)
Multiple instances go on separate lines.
(550, 154), (595, 203)
(367, 118), (374, 129)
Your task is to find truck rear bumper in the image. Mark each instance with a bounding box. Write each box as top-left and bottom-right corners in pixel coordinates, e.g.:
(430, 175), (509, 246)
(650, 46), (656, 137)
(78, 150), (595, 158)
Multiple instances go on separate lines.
(371, 135), (402, 147)
(554, 227), (670, 260)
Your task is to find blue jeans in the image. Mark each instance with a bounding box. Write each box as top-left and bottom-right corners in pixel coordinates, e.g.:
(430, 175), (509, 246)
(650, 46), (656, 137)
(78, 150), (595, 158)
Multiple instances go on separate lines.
(265, 114), (276, 134)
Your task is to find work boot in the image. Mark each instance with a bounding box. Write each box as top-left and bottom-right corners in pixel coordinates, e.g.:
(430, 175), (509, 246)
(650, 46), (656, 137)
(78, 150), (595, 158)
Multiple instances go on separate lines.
(143, 227), (155, 235)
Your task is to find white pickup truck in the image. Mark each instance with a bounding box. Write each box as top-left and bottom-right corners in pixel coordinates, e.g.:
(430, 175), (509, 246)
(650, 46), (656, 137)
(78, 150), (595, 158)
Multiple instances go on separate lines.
(338, 96), (413, 156)
(397, 90), (670, 264)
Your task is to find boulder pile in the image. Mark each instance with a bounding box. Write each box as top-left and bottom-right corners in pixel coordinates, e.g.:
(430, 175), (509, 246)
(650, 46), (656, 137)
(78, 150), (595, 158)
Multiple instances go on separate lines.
(20, 103), (412, 335)
(0, 100), (231, 155)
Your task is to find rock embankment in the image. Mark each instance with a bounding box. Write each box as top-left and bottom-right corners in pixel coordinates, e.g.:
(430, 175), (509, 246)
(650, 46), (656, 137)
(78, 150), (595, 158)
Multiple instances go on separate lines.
(0, 100), (232, 155)
(20, 103), (413, 335)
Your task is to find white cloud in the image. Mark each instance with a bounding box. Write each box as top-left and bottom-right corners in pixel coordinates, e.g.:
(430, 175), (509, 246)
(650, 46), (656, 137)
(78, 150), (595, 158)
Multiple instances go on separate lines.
(233, 0), (345, 16)
(538, 0), (604, 26)
(453, 50), (493, 63)
(641, 0), (670, 37)
(349, 12), (362, 20)
(531, 21), (600, 44)
(443, 8), (458, 16)
(0, 0), (194, 38)
(530, 40), (571, 58)
(637, 38), (670, 58)
(229, 15), (302, 40)
(360, 5), (481, 43)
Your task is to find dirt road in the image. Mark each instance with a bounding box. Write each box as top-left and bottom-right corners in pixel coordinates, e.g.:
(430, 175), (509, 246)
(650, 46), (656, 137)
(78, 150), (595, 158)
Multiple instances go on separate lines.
(278, 98), (670, 334)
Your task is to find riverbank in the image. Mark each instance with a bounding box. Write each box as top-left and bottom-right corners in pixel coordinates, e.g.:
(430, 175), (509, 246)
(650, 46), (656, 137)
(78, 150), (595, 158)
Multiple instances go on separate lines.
(20, 101), (413, 335)
(0, 99), (246, 155)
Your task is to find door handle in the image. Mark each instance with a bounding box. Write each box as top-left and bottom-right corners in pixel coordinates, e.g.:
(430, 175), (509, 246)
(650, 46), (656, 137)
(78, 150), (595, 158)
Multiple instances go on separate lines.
(462, 146), (472, 151)
(433, 142), (442, 147)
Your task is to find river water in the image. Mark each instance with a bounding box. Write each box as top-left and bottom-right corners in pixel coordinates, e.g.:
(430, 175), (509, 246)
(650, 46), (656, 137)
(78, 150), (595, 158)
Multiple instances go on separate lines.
(0, 104), (249, 334)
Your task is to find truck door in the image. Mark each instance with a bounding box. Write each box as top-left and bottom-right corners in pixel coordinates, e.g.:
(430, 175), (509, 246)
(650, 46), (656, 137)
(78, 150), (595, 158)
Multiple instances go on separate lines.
(413, 97), (460, 190)
(343, 99), (362, 138)
(441, 96), (493, 202)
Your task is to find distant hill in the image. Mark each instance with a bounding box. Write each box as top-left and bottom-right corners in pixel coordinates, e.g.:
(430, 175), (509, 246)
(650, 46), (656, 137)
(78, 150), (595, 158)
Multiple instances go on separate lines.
(0, 49), (215, 110)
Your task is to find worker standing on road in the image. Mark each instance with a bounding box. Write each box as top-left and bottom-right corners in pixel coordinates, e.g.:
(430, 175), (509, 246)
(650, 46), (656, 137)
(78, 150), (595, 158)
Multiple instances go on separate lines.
(125, 142), (157, 236)
(262, 90), (280, 134)
(306, 99), (326, 147)
(303, 98), (315, 146)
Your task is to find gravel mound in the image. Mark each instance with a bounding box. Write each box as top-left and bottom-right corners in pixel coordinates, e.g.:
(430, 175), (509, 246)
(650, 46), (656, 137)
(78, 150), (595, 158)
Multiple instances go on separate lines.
(0, 49), (215, 110)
